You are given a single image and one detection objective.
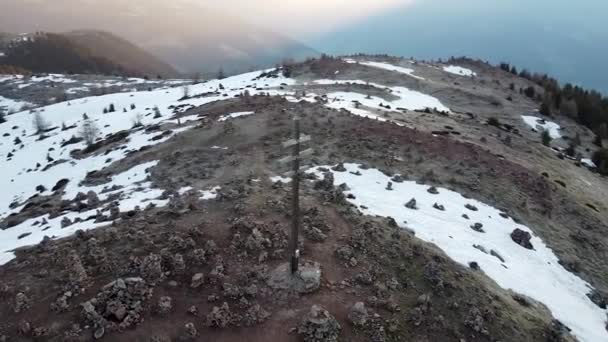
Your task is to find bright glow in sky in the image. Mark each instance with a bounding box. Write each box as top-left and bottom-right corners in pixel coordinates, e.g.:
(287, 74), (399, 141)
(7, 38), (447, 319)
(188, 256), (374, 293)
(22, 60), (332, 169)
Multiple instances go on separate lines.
(204, 0), (414, 37)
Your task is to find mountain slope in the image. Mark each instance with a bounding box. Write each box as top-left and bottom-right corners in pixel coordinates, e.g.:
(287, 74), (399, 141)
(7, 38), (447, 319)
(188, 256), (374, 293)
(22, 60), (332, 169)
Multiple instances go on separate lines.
(0, 0), (320, 75)
(63, 30), (178, 78)
(0, 31), (178, 77)
(0, 32), (131, 76)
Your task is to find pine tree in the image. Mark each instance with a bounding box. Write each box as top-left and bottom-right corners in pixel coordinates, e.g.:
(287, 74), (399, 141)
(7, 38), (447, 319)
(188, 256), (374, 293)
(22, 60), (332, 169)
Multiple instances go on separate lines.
(540, 99), (552, 116)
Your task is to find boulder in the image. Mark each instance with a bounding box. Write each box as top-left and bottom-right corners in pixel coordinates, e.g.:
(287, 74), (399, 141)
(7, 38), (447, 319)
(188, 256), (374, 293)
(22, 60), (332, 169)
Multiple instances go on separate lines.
(347, 302), (369, 327)
(298, 305), (341, 342)
(511, 229), (534, 249)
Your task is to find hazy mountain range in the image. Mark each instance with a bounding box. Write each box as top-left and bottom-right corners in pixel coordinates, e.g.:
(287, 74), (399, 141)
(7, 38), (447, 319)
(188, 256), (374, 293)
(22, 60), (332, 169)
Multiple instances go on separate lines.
(0, 0), (320, 76)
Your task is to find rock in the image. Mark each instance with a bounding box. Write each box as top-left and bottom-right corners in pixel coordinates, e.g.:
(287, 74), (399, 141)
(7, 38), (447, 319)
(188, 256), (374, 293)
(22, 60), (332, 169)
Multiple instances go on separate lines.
(335, 245), (354, 262)
(61, 216), (73, 228)
(470, 223), (485, 233)
(405, 198), (417, 210)
(192, 248), (207, 265)
(106, 300), (127, 321)
(314, 172), (335, 192)
(331, 163), (346, 172)
(462, 214), (470, 220)
(268, 262), (321, 294)
(511, 229), (534, 249)
(490, 250), (505, 263)
(87, 191), (100, 207)
(391, 175), (404, 183)
(433, 203), (445, 211)
(18, 320), (31, 335)
(14, 292), (30, 313)
(304, 226), (327, 242)
(385, 182), (393, 191)
(206, 302), (233, 328)
(139, 254), (165, 284)
(243, 304), (271, 326)
(187, 305), (198, 316)
(82, 277), (151, 331)
(348, 302), (369, 327)
(298, 305), (341, 342)
(157, 296), (173, 316)
(587, 290), (607, 309)
(465, 204), (478, 211)
(464, 307), (488, 335)
(427, 186), (439, 194)
(93, 326), (105, 340)
(469, 262), (480, 270)
(184, 322), (197, 338)
(191, 273), (205, 289)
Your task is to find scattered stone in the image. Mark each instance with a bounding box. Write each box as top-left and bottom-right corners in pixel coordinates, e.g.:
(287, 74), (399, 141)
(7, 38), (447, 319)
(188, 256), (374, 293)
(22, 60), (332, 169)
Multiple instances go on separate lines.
(405, 198), (417, 210)
(14, 292), (30, 313)
(385, 182), (393, 191)
(206, 302), (233, 328)
(191, 273), (205, 289)
(587, 290), (607, 309)
(243, 304), (271, 326)
(298, 305), (341, 342)
(427, 186), (439, 194)
(511, 229), (534, 249)
(157, 296), (173, 316)
(490, 250), (505, 263)
(139, 253), (165, 284)
(391, 175), (404, 183)
(87, 191), (100, 207)
(268, 262), (321, 294)
(331, 163), (346, 172)
(61, 216), (73, 228)
(465, 204), (478, 211)
(183, 322), (197, 338)
(335, 245), (354, 262)
(187, 305), (198, 316)
(464, 307), (489, 335)
(348, 302), (369, 327)
(433, 203), (445, 211)
(470, 223), (485, 233)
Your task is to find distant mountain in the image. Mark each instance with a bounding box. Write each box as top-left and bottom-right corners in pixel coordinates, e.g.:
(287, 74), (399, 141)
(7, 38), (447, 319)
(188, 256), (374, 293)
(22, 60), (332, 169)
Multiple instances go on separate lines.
(0, 32), (131, 76)
(0, 0), (320, 76)
(0, 31), (178, 77)
(63, 30), (178, 78)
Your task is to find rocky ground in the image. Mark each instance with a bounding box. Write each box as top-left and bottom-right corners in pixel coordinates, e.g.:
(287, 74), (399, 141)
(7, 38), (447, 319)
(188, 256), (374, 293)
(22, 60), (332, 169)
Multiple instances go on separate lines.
(0, 56), (606, 341)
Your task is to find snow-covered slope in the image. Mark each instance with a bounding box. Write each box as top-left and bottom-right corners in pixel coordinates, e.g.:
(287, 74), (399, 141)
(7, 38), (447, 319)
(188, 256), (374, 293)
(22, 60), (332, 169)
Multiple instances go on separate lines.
(0, 69), (295, 264)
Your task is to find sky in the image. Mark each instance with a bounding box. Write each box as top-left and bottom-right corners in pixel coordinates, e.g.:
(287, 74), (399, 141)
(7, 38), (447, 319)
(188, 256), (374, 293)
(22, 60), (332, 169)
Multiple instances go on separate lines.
(204, 0), (414, 38)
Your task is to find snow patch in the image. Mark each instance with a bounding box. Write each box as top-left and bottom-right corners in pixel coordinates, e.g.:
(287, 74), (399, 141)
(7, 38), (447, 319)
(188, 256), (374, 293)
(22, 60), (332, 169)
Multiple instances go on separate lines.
(357, 60), (424, 80)
(443, 65), (476, 77)
(521, 115), (562, 139)
(199, 186), (221, 200)
(218, 111), (255, 122)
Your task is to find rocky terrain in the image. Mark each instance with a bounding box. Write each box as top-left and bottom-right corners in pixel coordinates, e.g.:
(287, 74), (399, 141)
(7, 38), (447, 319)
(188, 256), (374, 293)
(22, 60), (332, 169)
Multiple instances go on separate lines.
(0, 55), (607, 341)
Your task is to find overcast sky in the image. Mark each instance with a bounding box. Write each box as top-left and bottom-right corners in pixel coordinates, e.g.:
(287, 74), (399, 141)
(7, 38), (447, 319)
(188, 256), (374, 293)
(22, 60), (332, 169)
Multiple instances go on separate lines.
(203, 0), (414, 38)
